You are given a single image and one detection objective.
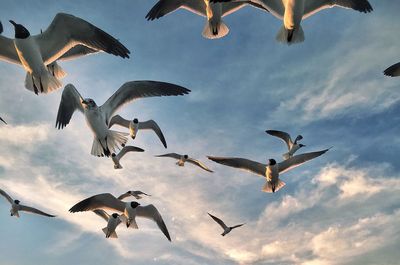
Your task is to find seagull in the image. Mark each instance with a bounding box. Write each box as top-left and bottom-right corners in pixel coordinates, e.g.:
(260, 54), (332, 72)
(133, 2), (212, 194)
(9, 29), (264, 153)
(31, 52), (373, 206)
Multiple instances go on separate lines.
(146, 0), (269, 39)
(0, 13), (130, 94)
(209, 0), (372, 44)
(384, 62), (400, 77)
(0, 117), (6, 124)
(109, 115), (168, 148)
(112, 145), (145, 169)
(156, 153), (214, 172)
(118, 191), (152, 200)
(208, 148), (330, 192)
(55, 81), (190, 157)
(0, 188), (55, 218)
(266, 130), (305, 159)
(93, 210), (122, 238)
(208, 213), (244, 236)
(69, 193), (171, 241)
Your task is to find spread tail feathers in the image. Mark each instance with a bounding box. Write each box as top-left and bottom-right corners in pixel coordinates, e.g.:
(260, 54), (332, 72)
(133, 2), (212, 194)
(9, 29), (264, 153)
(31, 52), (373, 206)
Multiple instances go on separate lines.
(276, 25), (304, 45)
(262, 180), (286, 193)
(91, 130), (128, 157)
(47, 62), (67, 79)
(25, 71), (62, 94)
(102, 227), (118, 238)
(202, 20), (229, 39)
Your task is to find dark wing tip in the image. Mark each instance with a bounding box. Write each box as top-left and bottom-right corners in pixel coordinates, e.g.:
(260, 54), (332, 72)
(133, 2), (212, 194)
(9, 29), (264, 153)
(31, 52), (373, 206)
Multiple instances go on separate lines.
(93, 27), (131, 59)
(383, 66), (398, 77)
(0, 20), (3, 34)
(145, 1), (166, 21)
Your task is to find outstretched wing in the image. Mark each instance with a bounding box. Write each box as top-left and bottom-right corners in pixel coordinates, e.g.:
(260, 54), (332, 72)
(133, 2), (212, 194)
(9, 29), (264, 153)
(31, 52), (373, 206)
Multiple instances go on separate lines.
(303, 0), (373, 18)
(146, 0), (206, 20)
(155, 153), (182, 160)
(108, 115), (130, 128)
(55, 84), (84, 129)
(207, 156), (266, 177)
(266, 130), (292, 150)
(93, 209), (110, 222)
(136, 204), (171, 241)
(140, 120), (167, 148)
(0, 189), (13, 204)
(278, 148), (330, 174)
(221, 1), (269, 17)
(208, 213), (228, 230)
(0, 35), (20, 65)
(20, 205), (55, 217)
(69, 193), (125, 213)
(116, 145), (145, 160)
(187, 158), (213, 172)
(57, 45), (99, 61)
(0, 117), (6, 124)
(231, 223), (245, 229)
(101, 81), (190, 121)
(384, 62), (400, 77)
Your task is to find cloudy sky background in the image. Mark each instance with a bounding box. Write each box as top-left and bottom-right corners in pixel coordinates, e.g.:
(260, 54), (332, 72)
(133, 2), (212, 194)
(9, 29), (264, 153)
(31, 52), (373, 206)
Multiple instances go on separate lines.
(1, 0), (400, 264)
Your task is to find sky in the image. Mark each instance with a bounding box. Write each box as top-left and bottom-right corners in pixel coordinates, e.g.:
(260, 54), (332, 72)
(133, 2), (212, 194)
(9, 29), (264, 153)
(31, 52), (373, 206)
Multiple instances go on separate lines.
(0, 0), (400, 264)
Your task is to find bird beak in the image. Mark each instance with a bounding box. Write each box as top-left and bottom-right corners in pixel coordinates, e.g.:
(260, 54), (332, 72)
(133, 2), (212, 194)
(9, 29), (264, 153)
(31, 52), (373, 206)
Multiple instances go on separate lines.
(9, 20), (17, 27)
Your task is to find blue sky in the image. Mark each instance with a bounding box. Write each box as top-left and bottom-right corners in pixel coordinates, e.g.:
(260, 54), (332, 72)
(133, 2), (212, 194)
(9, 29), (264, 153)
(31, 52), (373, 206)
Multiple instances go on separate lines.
(1, 0), (400, 264)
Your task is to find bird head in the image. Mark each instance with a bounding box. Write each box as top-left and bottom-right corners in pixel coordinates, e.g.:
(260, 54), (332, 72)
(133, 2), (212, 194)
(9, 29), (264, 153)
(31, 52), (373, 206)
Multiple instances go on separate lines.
(267, 159), (277, 166)
(130, 201), (140, 208)
(111, 213), (119, 219)
(14, 200), (20, 204)
(299, 144), (306, 148)
(183, 155), (189, 159)
(9, 20), (30, 39)
(81, 98), (97, 109)
(133, 118), (139, 124)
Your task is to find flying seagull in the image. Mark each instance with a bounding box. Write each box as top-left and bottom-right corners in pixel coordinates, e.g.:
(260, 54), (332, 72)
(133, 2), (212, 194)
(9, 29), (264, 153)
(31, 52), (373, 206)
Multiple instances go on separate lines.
(93, 210), (122, 238)
(384, 62), (400, 77)
(156, 153), (214, 172)
(146, 0), (269, 39)
(0, 13), (130, 94)
(208, 213), (244, 236)
(266, 130), (305, 159)
(0, 117), (6, 124)
(209, 0), (372, 44)
(55, 81), (190, 157)
(208, 148), (330, 192)
(112, 145), (145, 169)
(109, 115), (168, 148)
(69, 193), (171, 241)
(118, 191), (152, 200)
(0, 188), (55, 218)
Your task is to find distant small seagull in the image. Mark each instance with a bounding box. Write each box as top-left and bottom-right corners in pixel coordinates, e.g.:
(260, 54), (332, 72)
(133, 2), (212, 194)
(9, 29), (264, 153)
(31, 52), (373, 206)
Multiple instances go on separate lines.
(384, 62), (400, 77)
(208, 148), (330, 193)
(0, 13), (130, 94)
(146, 0), (269, 39)
(266, 130), (305, 159)
(0, 117), (6, 124)
(156, 153), (213, 172)
(118, 191), (151, 200)
(112, 145), (145, 169)
(209, 0), (372, 44)
(109, 115), (167, 148)
(0, 188), (55, 218)
(55, 81), (190, 157)
(69, 193), (171, 241)
(93, 210), (122, 238)
(208, 213), (245, 236)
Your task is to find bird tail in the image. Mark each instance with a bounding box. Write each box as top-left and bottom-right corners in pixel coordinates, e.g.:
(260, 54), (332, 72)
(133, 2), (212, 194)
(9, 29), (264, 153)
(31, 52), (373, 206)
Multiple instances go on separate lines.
(262, 180), (286, 193)
(24, 71), (62, 94)
(91, 131), (128, 157)
(102, 227), (118, 238)
(276, 25), (304, 45)
(46, 61), (67, 79)
(202, 20), (229, 39)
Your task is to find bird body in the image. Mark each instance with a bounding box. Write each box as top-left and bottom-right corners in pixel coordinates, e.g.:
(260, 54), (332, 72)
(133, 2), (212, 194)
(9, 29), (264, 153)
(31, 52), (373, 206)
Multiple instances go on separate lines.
(93, 210), (122, 238)
(208, 213), (244, 236)
(266, 130), (305, 159)
(156, 153), (213, 172)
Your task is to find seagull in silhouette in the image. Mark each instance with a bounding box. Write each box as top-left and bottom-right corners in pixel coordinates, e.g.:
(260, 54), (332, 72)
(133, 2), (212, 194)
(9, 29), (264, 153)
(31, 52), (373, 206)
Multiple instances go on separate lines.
(156, 153), (213, 172)
(266, 130), (305, 159)
(208, 213), (244, 236)
(118, 191), (152, 200)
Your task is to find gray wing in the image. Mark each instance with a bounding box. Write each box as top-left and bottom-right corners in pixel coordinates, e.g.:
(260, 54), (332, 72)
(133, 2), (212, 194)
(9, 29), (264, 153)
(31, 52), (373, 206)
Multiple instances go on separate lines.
(135, 191), (151, 197)
(93, 209), (110, 222)
(155, 153), (182, 160)
(55, 84), (84, 129)
(221, 1), (269, 17)
(101, 81), (190, 122)
(303, 0), (373, 18)
(146, 0), (207, 20)
(278, 148), (330, 174)
(140, 120), (167, 148)
(231, 223), (245, 229)
(57, 45), (99, 61)
(69, 193), (125, 213)
(187, 158), (213, 172)
(34, 13), (130, 64)
(0, 189), (13, 204)
(0, 117), (6, 124)
(266, 130), (292, 150)
(19, 205), (55, 217)
(0, 35), (20, 65)
(108, 115), (130, 128)
(384, 62), (400, 77)
(207, 156), (266, 177)
(136, 205), (171, 241)
(116, 145), (145, 160)
(208, 213), (228, 230)
(117, 192), (132, 200)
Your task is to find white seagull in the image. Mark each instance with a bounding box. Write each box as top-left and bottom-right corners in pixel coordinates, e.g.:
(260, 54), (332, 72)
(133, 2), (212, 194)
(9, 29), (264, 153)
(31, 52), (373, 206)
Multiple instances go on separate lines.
(146, 0), (269, 39)
(93, 210), (122, 238)
(69, 193), (171, 241)
(266, 129), (305, 159)
(0, 13), (130, 94)
(209, 0), (372, 44)
(109, 115), (168, 148)
(384, 62), (400, 77)
(208, 148), (330, 192)
(0, 117), (6, 124)
(208, 213), (245, 236)
(156, 153), (214, 172)
(0, 188), (55, 218)
(111, 145), (145, 169)
(55, 81), (190, 157)
(118, 191), (152, 200)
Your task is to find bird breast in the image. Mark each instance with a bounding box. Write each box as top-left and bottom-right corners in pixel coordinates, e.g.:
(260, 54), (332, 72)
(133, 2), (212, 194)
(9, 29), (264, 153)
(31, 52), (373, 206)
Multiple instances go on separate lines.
(266, 165), (279, 181)
(14, 38), (45, 74)
(85, 109), (109, 138)
(283, 0), (304, 29)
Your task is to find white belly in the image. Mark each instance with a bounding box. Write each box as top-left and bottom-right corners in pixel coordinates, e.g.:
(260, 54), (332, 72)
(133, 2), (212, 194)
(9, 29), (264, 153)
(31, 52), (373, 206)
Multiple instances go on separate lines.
(283, 0), (304, 29)
(14, 37), (46, 74)
(85, 109), (108, 139)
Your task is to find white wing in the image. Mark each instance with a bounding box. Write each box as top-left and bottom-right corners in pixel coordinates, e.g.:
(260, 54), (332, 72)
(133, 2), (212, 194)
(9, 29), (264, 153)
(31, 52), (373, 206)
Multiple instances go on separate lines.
(0, 35), (20, 65)
(69, 193), (126, 213)
(0, 189), (13, 204)
(146, 0), (207, 20)
(140, 120), (168, 148)
(155, 153), (182, 160)
(116, 145), (145, 160)
(266, 130), (293, 150)
(187, 158), (214, 172)
(207, 156), (266, 177)
(136, 204), (171, 241)
(303, 0), (373, 19)
(93, 209), (110, 222)
(101, 81), (190, 122)
(278, 148), (330, 174)
(55, 84), (84, 129)
(108, 115), (130, 128)
(34, 13), (130, 64)
(19, 205), (55, 217)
